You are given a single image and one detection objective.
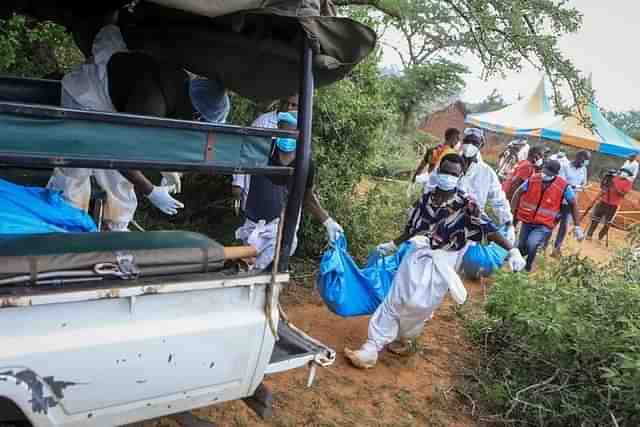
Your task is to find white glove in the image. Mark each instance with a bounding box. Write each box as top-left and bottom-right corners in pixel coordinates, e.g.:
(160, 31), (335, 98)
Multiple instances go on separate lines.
(160, 172), (182, 194)
(504, 224), (517, 246)
(323, 217), (344, 242)
(376, 241), (397, 255)
(147, 186), (184, 215)
(507, 248), (526, 272)
(574, 225), (585, 241)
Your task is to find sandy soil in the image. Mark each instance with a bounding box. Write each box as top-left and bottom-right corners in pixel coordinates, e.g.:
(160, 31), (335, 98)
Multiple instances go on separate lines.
(138, 192), (628, 427)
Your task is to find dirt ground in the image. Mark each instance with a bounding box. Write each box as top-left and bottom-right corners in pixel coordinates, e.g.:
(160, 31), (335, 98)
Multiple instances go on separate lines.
(137, 187), (628, 427)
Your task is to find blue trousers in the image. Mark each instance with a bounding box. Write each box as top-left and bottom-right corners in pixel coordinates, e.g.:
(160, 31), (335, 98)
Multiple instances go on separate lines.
(553, 204), (572, 250)
(518, 223), (552, 272)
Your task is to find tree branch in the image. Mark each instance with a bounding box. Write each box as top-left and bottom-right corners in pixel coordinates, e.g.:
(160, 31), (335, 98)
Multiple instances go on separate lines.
(333, 0), (401, 19)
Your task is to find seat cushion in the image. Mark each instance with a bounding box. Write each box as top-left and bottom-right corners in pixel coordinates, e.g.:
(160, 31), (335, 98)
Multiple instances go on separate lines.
(0, 231), (225, 281)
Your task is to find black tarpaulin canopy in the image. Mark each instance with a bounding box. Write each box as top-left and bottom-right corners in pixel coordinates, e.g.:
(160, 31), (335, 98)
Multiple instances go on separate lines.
(1, 0), (377, 101)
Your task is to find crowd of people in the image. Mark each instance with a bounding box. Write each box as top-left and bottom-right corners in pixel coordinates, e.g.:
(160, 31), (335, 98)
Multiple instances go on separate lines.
(344, 127), (637, 369)
(39, 12), (638, 373)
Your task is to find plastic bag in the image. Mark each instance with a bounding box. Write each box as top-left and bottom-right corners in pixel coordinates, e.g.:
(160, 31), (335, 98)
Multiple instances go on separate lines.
(317, 235), (414, 317)
(0, 178), (97, 235)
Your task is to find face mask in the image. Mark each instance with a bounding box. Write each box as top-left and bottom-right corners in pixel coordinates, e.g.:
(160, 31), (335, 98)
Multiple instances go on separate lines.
(275, 137), (297, 153)
(461, 143), (479, 158)
(542, 173), (555, 182)
(434, 173), (459, 191)
(583, 160), (590, 167)
(534, 158), (543, 167)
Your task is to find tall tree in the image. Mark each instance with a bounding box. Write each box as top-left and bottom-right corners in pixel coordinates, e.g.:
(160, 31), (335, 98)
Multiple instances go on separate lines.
(604, 110), (640, 140)
(335, 0), (592, 119)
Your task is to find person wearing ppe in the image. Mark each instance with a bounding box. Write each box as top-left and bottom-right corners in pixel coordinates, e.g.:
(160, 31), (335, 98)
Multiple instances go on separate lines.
(549, 151), (571, 169)
(47, 21), (230, 231)
(550, 150), (590, 257)
(426, 128), (516, 246)
(502, 146), (545, 201)
(622, 153), (639, 182)
(234, 111), (343, 270)
(516, 139), (530, 162)
(511, 160), (583, 272)
(586, 168), (633, 241)
(232, 95), (298, 213)
(344, 154), (526, 369)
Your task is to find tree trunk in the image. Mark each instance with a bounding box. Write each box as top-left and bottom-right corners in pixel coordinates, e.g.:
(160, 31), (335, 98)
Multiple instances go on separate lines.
(400, 110), (416, 135)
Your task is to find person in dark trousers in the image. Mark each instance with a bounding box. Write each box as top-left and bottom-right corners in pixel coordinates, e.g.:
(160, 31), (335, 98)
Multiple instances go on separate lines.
(586, 168), (634, 241)
(511, 160), (583, 272)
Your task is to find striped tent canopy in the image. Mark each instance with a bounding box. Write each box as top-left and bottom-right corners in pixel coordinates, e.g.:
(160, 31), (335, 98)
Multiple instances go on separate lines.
(465, 78), (640, 159)
(465, 78), (557, 136)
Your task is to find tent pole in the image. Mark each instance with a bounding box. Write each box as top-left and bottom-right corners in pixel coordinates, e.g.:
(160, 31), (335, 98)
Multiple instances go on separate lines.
(279, 38), (313, 271)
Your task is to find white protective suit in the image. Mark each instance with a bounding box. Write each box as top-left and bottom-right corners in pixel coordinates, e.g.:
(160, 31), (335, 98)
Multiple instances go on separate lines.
(361, 239), (468, 356)
(622, 159), (639, 181)
(425, 154), (513, 226)
(46, 25), (135, 230)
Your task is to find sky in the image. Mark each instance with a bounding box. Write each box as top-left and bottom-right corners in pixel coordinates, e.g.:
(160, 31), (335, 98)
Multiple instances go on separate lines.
(381, 1), (639, 112)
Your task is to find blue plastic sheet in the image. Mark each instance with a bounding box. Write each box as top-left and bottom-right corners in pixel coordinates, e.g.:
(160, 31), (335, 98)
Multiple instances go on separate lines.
(317, 235), (414, 317)
(0, 178), (97, 234)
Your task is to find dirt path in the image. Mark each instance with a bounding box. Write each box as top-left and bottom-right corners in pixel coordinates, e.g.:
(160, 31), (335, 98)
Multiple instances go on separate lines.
(143, 228), (626, 427)
(142, 280), (483, 427)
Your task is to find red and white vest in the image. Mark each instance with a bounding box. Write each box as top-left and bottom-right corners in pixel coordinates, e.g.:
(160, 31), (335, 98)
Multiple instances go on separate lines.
(516, 174), (567, 228)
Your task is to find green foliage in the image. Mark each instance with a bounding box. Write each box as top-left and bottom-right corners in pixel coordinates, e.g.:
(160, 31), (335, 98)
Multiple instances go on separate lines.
(385, 61), (467, 132)
(603, 110), (640, 140)
(464, 254), (640, 426)
(0, 14), (82, 77)
(336, 0), (591, 114)
(296, 48), (397, 259)
(466, 89), (509, 114)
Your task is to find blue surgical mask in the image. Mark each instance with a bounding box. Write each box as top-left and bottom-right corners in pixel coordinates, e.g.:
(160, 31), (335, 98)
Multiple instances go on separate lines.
(534, 158), (544, 167)
(275, 137), (297, 153)
(542, 173), (555, 182)
(583, 160), (590, 167)
(434, 173), (459, 191)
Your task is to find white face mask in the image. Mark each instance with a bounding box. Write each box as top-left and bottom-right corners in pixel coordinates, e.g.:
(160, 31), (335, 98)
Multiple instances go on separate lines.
(434, 173), (459, 191)
(461, 143), (479, 158)
(542, 173), (555, 182)
(583, 160), (590, 167)
(534, 158), (543, 167)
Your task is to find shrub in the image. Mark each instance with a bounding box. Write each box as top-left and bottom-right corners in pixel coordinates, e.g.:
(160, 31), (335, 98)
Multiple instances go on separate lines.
(465, 254), (640, 426)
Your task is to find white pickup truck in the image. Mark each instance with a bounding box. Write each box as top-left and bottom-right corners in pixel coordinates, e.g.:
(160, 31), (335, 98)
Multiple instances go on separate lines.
(0, 231), (334, 427)
(0, 1), (375, 424)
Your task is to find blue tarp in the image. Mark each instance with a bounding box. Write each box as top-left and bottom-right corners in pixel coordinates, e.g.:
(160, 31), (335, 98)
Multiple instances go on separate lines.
(317, 235), (414, 317)
(0, 178), (97, 234)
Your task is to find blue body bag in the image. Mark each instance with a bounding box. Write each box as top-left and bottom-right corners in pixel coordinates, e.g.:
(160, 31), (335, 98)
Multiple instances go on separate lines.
(317, 235), (414, 317)
(0, 178), (97, 234)
(460, 242), (508, 279)
(460, 225), (509, 279)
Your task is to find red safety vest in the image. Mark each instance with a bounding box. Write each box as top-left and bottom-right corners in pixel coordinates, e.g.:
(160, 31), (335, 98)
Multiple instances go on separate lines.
(516, 174), (567, 228)
(502, 160), (535, 193)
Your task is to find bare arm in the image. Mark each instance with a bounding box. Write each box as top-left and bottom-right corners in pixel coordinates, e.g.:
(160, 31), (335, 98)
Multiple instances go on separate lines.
(412, 159), (428, 182)
(487, 231), (513, 251)
(120, 170), (154, 195)
(510, 185), (524, 218)
(303, 190), (330, 224)
(506, 177), (524, 201)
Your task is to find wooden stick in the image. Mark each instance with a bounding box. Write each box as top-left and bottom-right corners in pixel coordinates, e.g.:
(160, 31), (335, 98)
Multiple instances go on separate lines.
(222, 245), (258, 260)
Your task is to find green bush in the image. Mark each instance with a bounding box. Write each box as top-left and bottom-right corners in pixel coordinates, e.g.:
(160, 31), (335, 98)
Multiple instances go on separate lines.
(465, 253), (640, 426)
